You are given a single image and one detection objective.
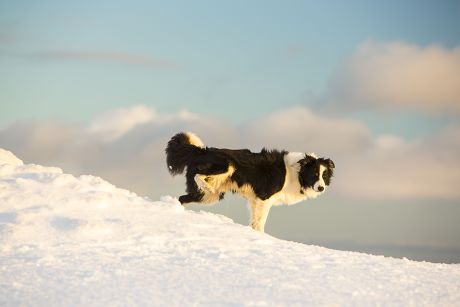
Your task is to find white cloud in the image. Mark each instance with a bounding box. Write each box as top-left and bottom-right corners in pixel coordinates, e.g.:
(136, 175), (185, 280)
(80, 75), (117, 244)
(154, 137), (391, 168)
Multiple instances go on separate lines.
(27, 51), (181, 70)
(244, 107), (460, 200)
(336, 127), (460, 200)
(88, 105), (156, 141)
(241, 106), (373, 156)
(325, 41), (460, 114)
(87, 105), (202, 141)
(375, 135), (405, 150)
(1, 105), (459, 201)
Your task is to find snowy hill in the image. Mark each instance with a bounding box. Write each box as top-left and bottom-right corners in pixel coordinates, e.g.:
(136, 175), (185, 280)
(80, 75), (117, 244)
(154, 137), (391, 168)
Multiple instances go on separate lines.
(1, 149), (459, 306)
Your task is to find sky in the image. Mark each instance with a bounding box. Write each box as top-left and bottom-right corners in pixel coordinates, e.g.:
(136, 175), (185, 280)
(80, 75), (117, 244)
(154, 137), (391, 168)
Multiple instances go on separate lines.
(1, 0), (460, 262)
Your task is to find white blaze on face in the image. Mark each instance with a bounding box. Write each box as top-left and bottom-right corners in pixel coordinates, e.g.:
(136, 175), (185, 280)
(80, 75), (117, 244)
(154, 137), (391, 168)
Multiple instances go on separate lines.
(314, 165), (327, 193)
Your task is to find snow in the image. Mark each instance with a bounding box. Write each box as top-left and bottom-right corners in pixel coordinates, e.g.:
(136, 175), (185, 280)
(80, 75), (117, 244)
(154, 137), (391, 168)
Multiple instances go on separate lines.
(1, 149), (459, 306)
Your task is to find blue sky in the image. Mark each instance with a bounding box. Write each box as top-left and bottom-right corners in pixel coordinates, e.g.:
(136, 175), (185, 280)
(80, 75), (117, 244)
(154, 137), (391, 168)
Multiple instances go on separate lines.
(1, 0), (459, 131)
(1, 0), (460, 262)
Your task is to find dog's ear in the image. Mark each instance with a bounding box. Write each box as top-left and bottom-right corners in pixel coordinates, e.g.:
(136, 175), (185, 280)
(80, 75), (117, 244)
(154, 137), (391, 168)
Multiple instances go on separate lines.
(325, 158), (335, 169)
(299, 154), (316, 166)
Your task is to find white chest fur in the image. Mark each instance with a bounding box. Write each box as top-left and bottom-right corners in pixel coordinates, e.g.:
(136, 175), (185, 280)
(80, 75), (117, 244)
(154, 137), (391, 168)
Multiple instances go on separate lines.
(267, 152), (319, 206)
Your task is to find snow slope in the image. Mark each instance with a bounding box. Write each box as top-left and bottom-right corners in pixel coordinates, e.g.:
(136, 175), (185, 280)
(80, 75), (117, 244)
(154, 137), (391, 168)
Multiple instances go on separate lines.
(1, 148), (459, 306)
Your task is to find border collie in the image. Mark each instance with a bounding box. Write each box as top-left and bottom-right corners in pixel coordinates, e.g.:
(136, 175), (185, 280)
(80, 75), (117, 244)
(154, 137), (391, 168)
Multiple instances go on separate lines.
(165, 132), (335, 232)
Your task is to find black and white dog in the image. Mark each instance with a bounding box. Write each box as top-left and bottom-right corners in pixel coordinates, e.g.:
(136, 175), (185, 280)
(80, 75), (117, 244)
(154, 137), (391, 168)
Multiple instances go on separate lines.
(166, 132), (335, 232)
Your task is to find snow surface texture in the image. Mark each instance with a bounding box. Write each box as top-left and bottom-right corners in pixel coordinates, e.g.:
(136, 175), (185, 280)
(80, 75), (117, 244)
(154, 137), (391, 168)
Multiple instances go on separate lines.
(1, 148), (460, 306)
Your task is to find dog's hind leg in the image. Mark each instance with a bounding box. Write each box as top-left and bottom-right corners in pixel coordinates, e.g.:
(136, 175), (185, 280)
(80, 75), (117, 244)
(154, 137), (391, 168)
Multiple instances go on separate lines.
(188, 173), (230, 205)
(180, 160), (233, 205)
(180, 170), (224, 205)
(194, 164), (235, 195)
(195, 174), (216, 193)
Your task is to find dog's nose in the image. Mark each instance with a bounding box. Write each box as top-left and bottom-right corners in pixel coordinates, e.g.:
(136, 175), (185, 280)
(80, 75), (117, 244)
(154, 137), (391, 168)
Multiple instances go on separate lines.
(318, 186), (324, 192)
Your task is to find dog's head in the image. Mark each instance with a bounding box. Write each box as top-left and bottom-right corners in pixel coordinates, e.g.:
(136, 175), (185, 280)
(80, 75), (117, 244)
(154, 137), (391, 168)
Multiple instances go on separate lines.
(298, 154), (335, 194)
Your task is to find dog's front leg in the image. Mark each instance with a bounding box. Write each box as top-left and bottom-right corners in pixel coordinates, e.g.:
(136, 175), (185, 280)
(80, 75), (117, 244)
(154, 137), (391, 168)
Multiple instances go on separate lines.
(249, 200), (272, 232)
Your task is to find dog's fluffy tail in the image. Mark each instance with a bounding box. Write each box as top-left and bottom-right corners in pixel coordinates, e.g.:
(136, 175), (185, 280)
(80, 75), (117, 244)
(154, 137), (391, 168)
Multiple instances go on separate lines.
(166, 132), (205, 175)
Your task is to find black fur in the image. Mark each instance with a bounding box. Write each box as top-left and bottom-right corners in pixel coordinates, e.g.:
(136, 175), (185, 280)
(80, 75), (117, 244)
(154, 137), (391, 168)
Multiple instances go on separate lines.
(166, 132), (204, 175)
(166, 133), (287, 202)
(208, 147), (287, 200)
(166, 132), (334, 206)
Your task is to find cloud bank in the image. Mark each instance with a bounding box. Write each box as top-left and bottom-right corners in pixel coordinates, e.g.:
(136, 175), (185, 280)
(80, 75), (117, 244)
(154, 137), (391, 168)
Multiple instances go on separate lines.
(88, 105), (156, 141)
(25, 50), (181, 69)
(1, 105), (459, 201)
(325, 41), (460, 114)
